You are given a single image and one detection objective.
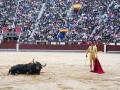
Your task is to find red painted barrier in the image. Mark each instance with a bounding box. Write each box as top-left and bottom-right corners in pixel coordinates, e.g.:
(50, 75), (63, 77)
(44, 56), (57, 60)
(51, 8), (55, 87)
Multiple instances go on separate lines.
(0, 41), (119, 52)
(0, 41), (16, 49)
(107, 45), (120, 51)
(19, 43), (104, 51)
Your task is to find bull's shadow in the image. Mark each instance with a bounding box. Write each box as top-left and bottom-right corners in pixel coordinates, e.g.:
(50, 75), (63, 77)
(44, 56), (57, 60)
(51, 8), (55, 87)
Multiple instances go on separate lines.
(8, 60), (46, 75)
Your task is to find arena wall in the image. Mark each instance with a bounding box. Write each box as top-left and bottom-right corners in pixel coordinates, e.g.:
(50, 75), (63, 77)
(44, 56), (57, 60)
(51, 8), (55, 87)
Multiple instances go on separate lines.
(0, 41), (120, 52)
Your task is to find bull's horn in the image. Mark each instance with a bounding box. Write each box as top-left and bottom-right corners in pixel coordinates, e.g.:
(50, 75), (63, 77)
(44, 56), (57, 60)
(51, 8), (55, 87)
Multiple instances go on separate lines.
(33, 59), (35, 63)
(42, 64), (47, 67)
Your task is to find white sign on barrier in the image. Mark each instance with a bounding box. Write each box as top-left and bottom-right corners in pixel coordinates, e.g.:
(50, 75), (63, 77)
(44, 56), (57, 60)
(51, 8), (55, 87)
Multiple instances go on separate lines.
(109, 43), (115, 45)
(51, 42), (56, 45)
(117, 43), (120, 45)
(60, 42), (65, 45)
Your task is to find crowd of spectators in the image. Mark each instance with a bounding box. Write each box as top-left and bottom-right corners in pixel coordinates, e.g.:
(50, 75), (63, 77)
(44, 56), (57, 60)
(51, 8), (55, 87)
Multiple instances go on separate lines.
(0, 0), (120, 44)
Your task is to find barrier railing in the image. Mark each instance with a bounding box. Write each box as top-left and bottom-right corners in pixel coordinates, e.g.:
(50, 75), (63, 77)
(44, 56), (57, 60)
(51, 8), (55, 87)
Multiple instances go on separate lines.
(0, 41), (120, 52)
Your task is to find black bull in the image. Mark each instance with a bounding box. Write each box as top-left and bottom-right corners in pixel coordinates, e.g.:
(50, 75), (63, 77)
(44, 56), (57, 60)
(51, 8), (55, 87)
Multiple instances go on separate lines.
(8, 62), (46, 75)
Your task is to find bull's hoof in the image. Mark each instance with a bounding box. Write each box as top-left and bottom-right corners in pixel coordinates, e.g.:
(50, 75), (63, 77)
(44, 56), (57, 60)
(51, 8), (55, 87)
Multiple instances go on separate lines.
(11, 73), (16, 75)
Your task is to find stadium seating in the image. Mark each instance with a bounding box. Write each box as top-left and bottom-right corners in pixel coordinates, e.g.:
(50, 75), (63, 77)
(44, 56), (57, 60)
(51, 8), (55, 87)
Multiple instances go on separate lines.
(0, 0), (120, 44)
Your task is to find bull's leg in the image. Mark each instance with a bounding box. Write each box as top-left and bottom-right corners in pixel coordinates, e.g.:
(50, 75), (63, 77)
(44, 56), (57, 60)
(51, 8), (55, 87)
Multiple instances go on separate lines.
(16, 70), (20, 74)
(8, 69), (11, 75)
(10, 70), (16, 75)
(11, 72), (16, 75)
(37, 71), (40, 75)
(8, 69), (16, 75)
(36, 68), (40, 74)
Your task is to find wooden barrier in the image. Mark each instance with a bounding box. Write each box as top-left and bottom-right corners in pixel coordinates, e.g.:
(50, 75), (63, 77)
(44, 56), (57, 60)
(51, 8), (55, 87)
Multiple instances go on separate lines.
(107, 45), (120, 51)
(0, 41), (119, 52)
(19, 43), (104, 51)
(0, 41), (16, 49)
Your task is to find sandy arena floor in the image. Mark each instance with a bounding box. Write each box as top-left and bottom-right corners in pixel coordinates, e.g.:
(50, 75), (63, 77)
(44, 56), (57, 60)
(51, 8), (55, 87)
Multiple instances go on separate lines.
(0, 51), (120, 90)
